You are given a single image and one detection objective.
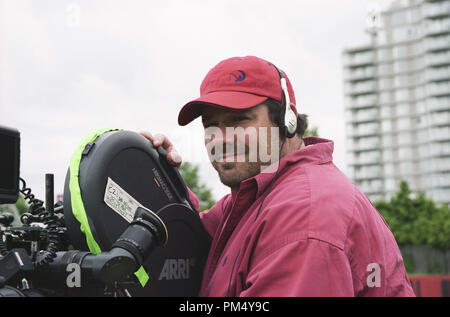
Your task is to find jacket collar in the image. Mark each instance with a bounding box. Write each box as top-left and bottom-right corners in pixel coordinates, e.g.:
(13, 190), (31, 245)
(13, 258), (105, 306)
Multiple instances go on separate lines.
(231, 137), (334, 199)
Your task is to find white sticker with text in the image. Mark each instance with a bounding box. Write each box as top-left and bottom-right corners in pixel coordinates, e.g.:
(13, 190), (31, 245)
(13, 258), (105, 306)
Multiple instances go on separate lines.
(104, 177), (144, 223)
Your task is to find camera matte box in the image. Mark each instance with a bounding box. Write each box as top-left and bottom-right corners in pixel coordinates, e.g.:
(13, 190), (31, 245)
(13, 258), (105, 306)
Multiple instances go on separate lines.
(63, 130), (211, 296)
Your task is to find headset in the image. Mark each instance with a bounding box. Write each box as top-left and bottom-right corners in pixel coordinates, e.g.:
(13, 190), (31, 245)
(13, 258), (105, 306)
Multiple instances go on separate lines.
(252, 64), (298, 222)
(271, 64), (298, 139)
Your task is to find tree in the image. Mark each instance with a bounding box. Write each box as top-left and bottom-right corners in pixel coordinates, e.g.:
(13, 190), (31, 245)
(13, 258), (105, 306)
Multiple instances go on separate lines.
(0, 195), (28, 226)
(0, 195), (28, 215)
(373, 181), (450, 250)
(179, 162), (216, 211)
(304, 126), (319, 137)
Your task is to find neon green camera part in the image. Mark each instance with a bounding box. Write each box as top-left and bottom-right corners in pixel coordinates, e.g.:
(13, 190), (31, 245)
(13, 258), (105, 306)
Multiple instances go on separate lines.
(69, 127), (149, 287)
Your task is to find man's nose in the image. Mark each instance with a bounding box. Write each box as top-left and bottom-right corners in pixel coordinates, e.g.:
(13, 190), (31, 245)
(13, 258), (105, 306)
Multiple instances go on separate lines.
(205, 125), (237, 144)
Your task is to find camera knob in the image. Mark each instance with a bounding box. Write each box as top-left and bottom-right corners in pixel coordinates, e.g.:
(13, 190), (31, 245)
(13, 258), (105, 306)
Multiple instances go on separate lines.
(0, 213), (14, 226)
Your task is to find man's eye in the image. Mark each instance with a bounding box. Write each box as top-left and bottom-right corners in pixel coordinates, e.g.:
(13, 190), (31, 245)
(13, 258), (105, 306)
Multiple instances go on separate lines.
(203, 122), (217, 129)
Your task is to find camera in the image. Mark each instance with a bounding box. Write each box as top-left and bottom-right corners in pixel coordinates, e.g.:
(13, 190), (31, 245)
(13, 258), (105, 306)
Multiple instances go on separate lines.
(0, 125), (210, 297)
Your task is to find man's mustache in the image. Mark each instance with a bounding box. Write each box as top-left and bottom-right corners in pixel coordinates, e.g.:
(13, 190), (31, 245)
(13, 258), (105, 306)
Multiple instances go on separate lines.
(203, 126), (280, 165)
(206, 141), (250, 162)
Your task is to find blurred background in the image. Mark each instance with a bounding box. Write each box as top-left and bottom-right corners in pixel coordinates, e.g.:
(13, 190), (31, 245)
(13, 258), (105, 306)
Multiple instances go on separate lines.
(0, 0), (396, 200)
(1, 0), (449, 295)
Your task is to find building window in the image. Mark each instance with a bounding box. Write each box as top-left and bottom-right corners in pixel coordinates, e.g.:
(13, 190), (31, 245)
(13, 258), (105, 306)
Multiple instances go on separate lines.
(430, 142), (450, 156)
(394, 74), (409, 88)
(398, 147), (413, 160)
(378, 63), (393, 76)
(434, 189), (450, 203)
(379, 78), (393, 90)
(385, 178), (396, 191)
(383, 149), (394, 162)
(380, 105), (392, 118)
(381, 120), (392, 133)
(395, 88), (410, 102)
(398, 132), (412, 145)
(379, 92), (391, 105)
(382, 134), (394, 147)
(394, 60), (410, 73)
(417, 129), (429, 143)
(397, 117), (411, 130)
(399, 161), (414, 175)
(396, 103), (410, 116)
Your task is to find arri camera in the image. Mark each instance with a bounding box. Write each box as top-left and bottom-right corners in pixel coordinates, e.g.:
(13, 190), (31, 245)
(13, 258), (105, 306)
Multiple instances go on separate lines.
(0, 125), (211, 297)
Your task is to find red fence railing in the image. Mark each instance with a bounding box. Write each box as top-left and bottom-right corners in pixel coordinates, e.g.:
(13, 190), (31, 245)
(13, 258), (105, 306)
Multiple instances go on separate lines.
(409, 275), (450, 297)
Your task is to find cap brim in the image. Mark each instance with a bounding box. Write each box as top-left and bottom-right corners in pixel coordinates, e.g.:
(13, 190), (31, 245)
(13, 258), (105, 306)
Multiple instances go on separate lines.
(178, 91), (268, 126)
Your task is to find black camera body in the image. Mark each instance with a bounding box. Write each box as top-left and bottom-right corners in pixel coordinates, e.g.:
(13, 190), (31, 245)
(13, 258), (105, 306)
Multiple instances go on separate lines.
(0, 126), (20, 204)
(0, 126), (211, 297)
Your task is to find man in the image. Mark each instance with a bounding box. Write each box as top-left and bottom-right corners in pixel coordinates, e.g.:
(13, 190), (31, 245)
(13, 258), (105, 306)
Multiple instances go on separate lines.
(141, 56), (415, 297)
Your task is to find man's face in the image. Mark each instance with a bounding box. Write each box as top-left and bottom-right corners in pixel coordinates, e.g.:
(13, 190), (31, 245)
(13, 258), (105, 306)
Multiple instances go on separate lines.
(201, 103), (279, 190)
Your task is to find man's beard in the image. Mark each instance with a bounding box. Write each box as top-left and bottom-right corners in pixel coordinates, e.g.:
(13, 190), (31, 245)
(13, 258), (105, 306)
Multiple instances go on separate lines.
(206, 131), (280, 190)
(212, 160), (262, 190)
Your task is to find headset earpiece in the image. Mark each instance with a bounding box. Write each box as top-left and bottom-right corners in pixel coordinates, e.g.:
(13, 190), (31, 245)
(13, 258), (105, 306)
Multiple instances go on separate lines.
(272, 65), (297, 138)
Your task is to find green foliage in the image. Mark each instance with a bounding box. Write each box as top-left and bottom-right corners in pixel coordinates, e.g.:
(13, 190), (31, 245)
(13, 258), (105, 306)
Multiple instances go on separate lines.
(0, 195), (28, 215)
(304, 126), (319, 137)
(179, 162), (216, 212)
(15, 195), (29, 215)
(374, 181), (450, 250)
(402, 253), (415, 273)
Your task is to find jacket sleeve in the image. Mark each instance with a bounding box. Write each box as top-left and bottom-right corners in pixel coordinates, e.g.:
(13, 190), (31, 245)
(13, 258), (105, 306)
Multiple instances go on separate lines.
(239, 238), (355, 297)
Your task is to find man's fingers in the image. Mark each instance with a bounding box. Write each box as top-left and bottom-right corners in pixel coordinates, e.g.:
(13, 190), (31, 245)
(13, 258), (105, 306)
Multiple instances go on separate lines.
(139, 131), (182, 167)
(140, 132), (170, 149)
(152, 133), (173, 151)
(139, 131), (154, 141)
(168, 150), (182, 167)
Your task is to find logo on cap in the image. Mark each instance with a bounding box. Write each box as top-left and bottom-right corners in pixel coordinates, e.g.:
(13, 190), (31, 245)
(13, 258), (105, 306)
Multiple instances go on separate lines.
(230, 70), (246, 83)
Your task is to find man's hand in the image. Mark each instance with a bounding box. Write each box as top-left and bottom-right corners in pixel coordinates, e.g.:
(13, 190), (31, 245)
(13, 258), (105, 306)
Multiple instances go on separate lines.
(139, 131), (182, 168)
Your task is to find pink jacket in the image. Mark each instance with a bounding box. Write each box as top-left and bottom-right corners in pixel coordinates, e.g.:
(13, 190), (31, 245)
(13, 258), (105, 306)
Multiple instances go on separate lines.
(188, 137), (415, 297)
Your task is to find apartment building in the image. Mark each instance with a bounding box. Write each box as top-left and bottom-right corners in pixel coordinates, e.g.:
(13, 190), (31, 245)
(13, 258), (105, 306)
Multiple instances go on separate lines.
(343, 0), (450, 205)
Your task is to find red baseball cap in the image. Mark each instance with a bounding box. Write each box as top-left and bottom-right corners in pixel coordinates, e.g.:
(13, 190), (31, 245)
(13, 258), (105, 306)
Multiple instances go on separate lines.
(178, 56), (297, 126)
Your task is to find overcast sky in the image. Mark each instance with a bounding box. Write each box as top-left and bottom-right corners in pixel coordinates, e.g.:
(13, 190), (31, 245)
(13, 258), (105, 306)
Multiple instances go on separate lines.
(0, 0), (394, 201)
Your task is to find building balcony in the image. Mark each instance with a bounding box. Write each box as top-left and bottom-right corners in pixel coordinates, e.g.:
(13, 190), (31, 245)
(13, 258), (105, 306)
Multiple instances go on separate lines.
(428, 96), (450, 111)
(359, 180), (384, 194)
(430, 141), (450, 157)
(345, 80), (377, 96)
(348, 108), (379, 123)
(348, 150), (381, 166)
(423, 1), (450, 20)
(429, 158), (450, 172)
(429, 126), (450, 141)
(349, 138), (381, 152)
(344, 66), (376, 81)
(352, 124), (379, 137)
(348, 94), (378, 109)
(424, 18), (450, 37)
(430, 111), (450, 126)
(425, 66), (450, 81)
(343, 51), (376, 67)
(424, 51), (450, 67)
(354, 165), (383, 180)
(430, 173), (450, 187)
(425, 35), (450, 52)
(426, 81), (450, 96)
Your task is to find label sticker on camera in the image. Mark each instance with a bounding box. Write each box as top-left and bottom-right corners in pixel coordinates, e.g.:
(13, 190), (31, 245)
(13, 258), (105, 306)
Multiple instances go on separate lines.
(104, 177), (143, 223)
